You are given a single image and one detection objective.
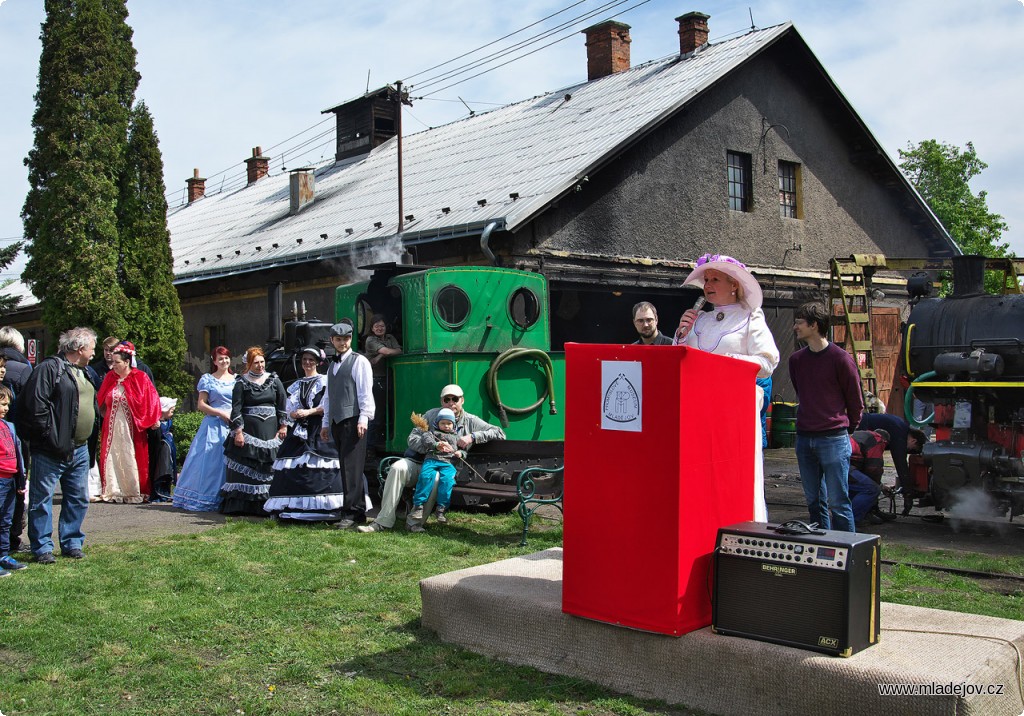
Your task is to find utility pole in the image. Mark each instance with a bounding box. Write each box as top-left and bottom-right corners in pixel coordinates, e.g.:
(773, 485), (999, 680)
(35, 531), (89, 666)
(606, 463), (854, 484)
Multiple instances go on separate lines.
(393, 81), (413, 234)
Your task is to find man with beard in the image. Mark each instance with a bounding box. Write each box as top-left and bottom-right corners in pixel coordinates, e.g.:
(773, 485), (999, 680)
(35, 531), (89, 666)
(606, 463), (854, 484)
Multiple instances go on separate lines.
(631, 302), (673, 345)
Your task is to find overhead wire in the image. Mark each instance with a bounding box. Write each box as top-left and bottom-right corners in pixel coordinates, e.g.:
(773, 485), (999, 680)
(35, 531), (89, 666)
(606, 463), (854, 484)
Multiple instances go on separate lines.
(163, 0), (653, 205)
(418, 0), (652, 98)
(163, 116), (335, 204)
(402, 0), (589, 83)
(409, 0), (636, 93)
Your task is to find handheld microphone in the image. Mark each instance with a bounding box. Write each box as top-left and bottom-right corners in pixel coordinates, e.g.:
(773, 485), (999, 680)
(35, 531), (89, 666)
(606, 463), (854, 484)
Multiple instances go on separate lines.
(674, 297), (707, 344)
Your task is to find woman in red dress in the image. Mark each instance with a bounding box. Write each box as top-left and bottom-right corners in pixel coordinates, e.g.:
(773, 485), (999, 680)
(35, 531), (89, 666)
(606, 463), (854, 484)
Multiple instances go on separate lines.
(97, 341), (162, 503)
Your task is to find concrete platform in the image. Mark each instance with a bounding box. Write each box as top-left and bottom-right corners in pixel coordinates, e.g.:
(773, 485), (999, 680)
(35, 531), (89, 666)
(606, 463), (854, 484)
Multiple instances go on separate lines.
(421, 549), (1024, 716)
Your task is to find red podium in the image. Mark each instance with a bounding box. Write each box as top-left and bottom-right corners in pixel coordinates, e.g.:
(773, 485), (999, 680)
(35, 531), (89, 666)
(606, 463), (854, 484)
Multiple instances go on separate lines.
(562, 343), (757, 636)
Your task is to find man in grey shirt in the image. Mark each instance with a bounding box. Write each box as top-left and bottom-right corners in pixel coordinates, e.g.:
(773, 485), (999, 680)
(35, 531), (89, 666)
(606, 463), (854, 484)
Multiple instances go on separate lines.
(357, 383), (505, 533)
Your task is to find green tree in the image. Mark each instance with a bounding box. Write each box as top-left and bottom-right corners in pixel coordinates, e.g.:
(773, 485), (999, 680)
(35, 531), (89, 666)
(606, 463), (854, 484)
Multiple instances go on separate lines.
(0, 242), (24, 316)
(21, 0), (139, 345)
(117, 101), (191, 397)
(899, 140), (1011, 293)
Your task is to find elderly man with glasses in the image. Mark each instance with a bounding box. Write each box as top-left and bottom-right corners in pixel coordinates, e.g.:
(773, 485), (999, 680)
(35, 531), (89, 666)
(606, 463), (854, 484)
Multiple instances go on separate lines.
(357, 383), (505, 533)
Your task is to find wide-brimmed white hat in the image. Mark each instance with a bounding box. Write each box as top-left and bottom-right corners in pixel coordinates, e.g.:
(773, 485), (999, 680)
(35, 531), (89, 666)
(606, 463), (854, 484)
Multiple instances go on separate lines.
(683, 253), (763, 310)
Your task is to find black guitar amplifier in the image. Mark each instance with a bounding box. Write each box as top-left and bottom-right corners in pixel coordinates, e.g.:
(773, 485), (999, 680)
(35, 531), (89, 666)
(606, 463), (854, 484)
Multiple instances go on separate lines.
(712, 521), (880, 657)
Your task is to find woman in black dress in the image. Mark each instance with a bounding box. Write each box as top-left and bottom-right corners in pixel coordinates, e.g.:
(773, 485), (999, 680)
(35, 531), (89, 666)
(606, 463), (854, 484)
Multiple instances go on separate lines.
(220, 347), (287, 515)
(264, 347), (348, 522)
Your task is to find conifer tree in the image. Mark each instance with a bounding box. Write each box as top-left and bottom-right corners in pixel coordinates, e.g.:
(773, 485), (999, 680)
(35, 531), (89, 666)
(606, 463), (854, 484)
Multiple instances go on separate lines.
(21, 0), (139, 344)
(117, 101), (191, 396)
(0, 242), (23, 316)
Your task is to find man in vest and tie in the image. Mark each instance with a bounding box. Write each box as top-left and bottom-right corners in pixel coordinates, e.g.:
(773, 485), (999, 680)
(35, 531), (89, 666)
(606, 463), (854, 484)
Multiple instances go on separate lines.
(320, 322), (375, 529)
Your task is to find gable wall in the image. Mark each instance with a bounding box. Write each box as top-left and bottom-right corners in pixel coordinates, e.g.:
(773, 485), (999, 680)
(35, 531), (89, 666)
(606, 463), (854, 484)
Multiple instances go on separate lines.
(521, 44), (936, 268)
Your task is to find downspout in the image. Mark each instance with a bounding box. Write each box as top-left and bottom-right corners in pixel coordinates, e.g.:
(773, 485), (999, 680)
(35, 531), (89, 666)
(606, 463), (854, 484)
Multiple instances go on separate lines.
(480, 221), (499, 266)
(268, 282), (283, 342)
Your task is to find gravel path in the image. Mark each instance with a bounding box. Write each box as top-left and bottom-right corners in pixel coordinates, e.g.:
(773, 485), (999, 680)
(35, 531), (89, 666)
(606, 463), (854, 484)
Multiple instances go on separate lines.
(36, 448), (1024, 559)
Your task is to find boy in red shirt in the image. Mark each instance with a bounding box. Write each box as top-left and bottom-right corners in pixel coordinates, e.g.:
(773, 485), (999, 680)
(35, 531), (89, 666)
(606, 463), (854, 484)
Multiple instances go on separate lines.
(0, 384), (27, 576)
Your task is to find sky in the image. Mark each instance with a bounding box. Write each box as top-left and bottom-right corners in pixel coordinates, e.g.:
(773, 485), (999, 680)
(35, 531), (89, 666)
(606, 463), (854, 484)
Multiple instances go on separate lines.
(1, 0), (1022, 284)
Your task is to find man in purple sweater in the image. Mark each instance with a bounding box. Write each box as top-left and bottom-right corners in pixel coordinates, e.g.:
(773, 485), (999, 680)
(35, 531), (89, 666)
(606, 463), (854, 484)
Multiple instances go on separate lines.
(789, 303), (863, 532)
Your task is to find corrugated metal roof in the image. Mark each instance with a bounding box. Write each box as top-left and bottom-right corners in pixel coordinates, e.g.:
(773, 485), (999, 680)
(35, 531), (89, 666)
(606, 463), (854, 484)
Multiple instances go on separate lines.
(168, 24), (793, 282)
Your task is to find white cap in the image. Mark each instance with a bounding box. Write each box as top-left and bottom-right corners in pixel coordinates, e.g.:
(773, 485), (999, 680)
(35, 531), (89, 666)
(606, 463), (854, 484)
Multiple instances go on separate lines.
(440, 384), (464, 399)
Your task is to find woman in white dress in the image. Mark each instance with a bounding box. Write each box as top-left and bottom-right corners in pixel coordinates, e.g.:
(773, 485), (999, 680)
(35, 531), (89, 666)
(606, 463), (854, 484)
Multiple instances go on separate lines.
(675, 253), (780, 521)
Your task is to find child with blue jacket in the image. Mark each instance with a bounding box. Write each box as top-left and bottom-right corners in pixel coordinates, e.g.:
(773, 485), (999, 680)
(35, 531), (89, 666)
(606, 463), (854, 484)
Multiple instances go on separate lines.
(0, 384), (27, 576)
(407, 408), (463, 530)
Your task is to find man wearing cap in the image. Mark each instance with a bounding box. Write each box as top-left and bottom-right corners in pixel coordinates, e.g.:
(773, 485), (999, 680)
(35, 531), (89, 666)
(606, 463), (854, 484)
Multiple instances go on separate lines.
(319, 322), (375, 529)
(357, 383), (506, 533)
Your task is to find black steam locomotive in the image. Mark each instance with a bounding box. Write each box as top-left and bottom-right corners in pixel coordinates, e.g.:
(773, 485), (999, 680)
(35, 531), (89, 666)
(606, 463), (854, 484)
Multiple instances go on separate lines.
(901, 256), (1024, 519)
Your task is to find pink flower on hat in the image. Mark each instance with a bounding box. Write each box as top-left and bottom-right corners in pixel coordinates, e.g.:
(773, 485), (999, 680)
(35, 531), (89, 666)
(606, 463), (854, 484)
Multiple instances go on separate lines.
(695, 253), (746, 270)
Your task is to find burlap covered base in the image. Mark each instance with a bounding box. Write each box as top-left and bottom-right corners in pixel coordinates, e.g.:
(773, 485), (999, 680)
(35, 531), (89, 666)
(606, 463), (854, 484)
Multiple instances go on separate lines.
(420, 548), (1024, 716)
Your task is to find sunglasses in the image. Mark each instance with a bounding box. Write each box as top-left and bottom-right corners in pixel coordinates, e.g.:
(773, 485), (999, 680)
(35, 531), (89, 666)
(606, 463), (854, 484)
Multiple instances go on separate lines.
(442, 395), (462, 403)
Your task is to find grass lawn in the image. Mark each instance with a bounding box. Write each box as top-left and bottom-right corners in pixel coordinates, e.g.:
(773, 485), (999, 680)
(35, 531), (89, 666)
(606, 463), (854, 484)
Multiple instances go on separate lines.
(0, 512), (1020, 716)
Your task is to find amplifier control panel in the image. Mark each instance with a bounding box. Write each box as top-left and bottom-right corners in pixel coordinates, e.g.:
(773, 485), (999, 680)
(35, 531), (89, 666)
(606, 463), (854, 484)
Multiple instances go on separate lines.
(718, 534), (849, 570)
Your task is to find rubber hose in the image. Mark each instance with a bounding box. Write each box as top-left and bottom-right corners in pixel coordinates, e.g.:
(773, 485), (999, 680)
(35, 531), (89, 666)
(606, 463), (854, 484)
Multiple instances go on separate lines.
(903, 370), (936, 428)
(486, 348), (558, 428)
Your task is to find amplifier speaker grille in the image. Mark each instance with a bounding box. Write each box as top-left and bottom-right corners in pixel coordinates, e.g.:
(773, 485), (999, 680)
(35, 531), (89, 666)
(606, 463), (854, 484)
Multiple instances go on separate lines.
(715, 554), (848, 649)
(712, 524), (880, 657)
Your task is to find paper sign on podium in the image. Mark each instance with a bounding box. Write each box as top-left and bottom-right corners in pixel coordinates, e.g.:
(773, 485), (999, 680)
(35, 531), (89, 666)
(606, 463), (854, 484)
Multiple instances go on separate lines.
(562, 343), (757, 636)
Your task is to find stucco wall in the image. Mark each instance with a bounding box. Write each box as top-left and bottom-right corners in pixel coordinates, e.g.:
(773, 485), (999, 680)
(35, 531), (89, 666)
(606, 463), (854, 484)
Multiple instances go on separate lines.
(524, 45), (938, 269)
(180, 284), (336, 379)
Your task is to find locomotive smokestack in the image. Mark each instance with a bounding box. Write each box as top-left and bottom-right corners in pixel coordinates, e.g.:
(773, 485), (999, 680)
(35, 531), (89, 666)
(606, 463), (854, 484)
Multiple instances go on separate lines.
(951, 255), (986, 297)
(269, 282), (283, 341)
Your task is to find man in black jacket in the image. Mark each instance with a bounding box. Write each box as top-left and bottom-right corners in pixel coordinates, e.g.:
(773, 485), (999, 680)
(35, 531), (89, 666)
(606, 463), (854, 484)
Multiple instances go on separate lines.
(20, 327), (97, 564)
(0, 326), (32, 553)
(631, 302), (674, 345)
(0, 327), (32, 395)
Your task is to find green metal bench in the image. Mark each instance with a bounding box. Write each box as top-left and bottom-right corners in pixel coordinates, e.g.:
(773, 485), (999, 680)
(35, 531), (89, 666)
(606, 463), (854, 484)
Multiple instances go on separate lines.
(375, 454), (438, 520)
(376, 455), (403, 494)
(516, 465), (564, 547)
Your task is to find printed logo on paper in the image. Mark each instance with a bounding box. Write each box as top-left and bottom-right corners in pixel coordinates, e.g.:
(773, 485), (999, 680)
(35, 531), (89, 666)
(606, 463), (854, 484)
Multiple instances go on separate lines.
(600, 361), (642, 432)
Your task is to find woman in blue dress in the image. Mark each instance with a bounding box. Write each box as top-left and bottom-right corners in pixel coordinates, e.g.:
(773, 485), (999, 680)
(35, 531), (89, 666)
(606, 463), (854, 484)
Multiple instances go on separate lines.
(173, 347), (235, 511)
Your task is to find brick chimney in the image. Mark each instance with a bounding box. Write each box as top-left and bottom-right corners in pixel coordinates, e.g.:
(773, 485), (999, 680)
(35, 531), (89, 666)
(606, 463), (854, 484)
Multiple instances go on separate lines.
(677, 12), (710, 55)
(245, 146), (270, 184)
(581, 20), (631, 81)
(186, 168), (206, 203)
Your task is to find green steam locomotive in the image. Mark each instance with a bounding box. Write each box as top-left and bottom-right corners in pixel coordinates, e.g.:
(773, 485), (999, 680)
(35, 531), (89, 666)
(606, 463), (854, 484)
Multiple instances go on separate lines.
(268, 262), (565, 509)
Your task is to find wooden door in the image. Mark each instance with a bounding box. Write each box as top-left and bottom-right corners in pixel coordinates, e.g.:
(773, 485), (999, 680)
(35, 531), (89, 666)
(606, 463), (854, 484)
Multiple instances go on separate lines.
(831, 307), (903, 416)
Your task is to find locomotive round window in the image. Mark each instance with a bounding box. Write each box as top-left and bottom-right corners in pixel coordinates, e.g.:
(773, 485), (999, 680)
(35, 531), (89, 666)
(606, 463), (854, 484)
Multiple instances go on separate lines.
(433, 285), (471, 329)
(509, 288), (540, 329)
